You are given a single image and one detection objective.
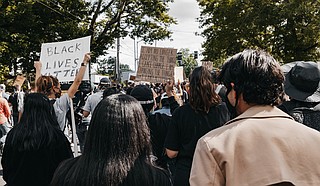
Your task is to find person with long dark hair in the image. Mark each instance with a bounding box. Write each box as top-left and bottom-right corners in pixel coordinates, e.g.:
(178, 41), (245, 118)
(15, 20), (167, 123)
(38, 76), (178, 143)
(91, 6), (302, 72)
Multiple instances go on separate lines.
(50, 94), (172, 186)
(1, 93), (73, 186)
(164, 66), (230, 186)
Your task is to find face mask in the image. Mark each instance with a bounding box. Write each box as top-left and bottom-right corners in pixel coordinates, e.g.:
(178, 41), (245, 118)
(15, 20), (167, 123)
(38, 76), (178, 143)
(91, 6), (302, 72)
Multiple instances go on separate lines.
(54, 87), (62, 98)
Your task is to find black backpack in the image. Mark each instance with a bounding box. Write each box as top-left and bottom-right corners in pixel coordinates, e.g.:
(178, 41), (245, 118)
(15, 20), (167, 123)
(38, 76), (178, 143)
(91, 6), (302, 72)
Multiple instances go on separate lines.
(280, 101), (320, 131)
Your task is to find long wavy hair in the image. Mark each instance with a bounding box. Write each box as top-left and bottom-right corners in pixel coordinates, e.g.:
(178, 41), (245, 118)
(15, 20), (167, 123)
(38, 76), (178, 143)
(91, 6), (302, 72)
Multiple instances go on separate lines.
(6, 93), (62, 151)
(189, 66), (221, 113)
(218, 49), (284, 106)
(53, 94), (152, 185)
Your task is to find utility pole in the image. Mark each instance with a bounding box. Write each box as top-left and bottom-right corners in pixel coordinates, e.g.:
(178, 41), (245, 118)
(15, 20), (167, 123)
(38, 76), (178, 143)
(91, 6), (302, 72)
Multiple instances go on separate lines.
(134, 38), (137, 72)
(116, 37), (120, 82)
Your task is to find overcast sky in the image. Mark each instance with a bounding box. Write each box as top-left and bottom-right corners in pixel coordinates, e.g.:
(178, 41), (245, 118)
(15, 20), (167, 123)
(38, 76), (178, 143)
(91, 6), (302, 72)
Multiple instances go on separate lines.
(109, 0), (204, 71)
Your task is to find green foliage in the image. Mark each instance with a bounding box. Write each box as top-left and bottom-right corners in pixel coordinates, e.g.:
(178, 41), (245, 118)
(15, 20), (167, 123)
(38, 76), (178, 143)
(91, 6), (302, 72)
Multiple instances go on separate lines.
(178, 48), (198, 78)
(96, 57), (116, 76)
(0, 65), (10, 83)
(198, 0), (320, 64)
(0, 0), (87, 77)
(0, 0), (176, 78)
(120, 64), (132, 72)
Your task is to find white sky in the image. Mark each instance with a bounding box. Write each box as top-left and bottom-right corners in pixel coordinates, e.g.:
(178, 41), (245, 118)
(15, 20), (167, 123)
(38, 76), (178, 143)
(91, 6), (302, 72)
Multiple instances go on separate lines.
(108, 0), (204, 71)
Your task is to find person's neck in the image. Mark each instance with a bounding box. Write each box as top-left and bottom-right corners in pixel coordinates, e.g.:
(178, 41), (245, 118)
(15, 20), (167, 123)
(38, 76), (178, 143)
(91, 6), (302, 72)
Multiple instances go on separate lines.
(48, 94), (56, 99)
(236, 94), (257, 114)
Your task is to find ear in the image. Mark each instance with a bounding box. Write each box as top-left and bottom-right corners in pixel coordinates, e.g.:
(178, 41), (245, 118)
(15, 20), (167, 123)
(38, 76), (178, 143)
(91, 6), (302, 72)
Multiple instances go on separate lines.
(229, 82), (237, 99)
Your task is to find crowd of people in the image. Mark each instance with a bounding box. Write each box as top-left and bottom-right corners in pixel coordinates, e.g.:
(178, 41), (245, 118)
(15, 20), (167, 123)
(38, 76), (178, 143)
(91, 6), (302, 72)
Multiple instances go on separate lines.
(0, 49), (320, 185)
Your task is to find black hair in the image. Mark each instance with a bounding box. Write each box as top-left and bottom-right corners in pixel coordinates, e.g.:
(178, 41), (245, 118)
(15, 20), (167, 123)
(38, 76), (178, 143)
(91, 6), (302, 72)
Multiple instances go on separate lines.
(51, 94), (152, 185)
(218, 49), (284, 106)
(102, 87), (119, 99)
(6, 93), (62, 151)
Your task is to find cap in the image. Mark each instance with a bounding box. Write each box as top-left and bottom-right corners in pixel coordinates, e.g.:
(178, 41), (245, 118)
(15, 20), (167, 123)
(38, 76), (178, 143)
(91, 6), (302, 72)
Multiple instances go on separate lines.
(100, 77), (111, 84)
(130, 85), (154, 105)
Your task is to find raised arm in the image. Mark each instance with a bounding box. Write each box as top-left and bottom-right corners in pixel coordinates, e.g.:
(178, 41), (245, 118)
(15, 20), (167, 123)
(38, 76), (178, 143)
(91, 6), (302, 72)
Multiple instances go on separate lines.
(34, 61), (42, 92)
(67, 53), (91, 98)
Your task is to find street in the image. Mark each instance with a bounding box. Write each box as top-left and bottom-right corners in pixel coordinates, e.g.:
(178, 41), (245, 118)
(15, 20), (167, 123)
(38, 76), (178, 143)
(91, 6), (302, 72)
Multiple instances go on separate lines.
(0, 157), (5, 186)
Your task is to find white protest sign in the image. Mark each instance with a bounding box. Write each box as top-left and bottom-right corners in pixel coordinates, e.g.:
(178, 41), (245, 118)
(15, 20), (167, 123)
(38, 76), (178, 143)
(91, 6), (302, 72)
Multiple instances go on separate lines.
(174, 66), (184, 83)
(136, 46), (177, 83)
(40, 36), (91, 82)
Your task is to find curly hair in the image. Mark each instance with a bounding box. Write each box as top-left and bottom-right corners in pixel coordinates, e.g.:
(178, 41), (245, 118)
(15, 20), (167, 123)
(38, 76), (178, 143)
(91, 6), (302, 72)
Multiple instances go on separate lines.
(218, 49), (284, 106)
(189, 66), (221, 113)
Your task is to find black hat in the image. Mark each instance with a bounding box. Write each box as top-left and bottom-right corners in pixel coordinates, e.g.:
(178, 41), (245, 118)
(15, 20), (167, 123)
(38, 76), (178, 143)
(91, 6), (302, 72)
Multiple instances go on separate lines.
(284, 61), (320, 102)
(130, 85), (154, 105)
(100, 77), (111, 85)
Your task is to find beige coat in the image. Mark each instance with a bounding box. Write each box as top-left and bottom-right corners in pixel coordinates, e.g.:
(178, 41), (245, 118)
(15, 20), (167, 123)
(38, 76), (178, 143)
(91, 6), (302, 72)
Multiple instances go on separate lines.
(190, 105), (320, 186)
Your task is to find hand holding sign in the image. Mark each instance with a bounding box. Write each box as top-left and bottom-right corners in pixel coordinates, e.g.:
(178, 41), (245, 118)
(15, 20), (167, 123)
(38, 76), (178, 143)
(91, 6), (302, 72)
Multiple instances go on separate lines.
(34, 61), (42, 70)
(82, 53), (91, 66)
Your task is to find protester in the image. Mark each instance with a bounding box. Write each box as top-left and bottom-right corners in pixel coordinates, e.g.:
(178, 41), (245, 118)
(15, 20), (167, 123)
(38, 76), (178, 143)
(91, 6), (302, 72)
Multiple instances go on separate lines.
(130, 84), (179, 174)
(1, 93), (73, 186)
(278, 61), (320, 131)
(165, 66), (230, 186)
(153, 93), (172, 116)
(50, 94), (172, 186)
(8, 84), (24, 125)
(34, 53), (91, 130)
(82, 77), (111, 117)
(68, 81), (93, 153)
(190, 49), (320, 185)
(0, 84), (10, 100)
(0, 88), (11, 150)
(102, 86), (119, 99)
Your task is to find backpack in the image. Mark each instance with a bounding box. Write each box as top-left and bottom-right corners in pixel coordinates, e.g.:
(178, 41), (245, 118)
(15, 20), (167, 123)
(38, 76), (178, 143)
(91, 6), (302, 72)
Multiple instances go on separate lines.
(281, 102), (320, 131)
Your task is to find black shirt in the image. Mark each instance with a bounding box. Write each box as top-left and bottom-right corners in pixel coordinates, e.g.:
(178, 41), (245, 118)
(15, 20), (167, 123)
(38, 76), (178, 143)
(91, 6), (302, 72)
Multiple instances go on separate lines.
(164, 102), (230, 184)
(2, 130), (73, 186)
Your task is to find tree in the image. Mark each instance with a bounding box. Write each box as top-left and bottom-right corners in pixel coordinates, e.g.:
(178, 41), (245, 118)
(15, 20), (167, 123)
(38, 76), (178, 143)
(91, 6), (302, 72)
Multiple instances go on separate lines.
(96, 56), (116, 76)
(120, 64), (132, 72)
(0, 0), (88, 78)
(177, 48), (198, 78)
(198, 0), (320, 64)
(0, 0), (176, 78)
(88, 0), (176, 58)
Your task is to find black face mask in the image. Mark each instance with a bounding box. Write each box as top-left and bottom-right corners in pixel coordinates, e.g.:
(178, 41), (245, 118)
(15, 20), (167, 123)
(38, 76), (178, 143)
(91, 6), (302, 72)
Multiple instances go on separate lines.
(225, 88), (237, 119)
(54, 88), (62, 98)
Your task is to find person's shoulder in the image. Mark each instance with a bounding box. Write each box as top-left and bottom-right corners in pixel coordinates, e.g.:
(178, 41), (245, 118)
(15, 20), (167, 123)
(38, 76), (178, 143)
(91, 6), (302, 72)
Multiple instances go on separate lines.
(89, 91), (102, 99)
(141, 161), (172, 186)
(0, 97), (7, 103)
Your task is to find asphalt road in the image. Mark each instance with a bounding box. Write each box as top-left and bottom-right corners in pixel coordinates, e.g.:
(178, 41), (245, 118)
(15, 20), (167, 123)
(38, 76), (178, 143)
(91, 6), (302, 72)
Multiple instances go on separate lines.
(0, 157), (5, 186)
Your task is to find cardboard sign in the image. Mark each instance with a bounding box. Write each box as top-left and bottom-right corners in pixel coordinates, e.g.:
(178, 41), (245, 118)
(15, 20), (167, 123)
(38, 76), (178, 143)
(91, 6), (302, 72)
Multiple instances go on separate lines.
(202, 61), (213, 71)
(13, 75), (26, 87)
(136, 46), (177, 83)
(40, 36), (91, 82)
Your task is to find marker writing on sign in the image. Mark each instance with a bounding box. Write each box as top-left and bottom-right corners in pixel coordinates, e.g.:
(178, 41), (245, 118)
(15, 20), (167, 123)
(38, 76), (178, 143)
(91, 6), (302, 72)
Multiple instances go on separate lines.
(44, 68), (80, 77)
(45, 58), (80, 69)
(47, 43), (81, 56)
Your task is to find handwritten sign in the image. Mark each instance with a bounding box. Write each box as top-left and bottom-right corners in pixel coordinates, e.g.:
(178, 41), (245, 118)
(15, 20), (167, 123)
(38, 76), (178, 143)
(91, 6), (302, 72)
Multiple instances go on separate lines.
(136, 46), (177, 83)
(40, 36), (91, 82)
(13, 75), (26, 87)
(202, 61), (213, 71)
